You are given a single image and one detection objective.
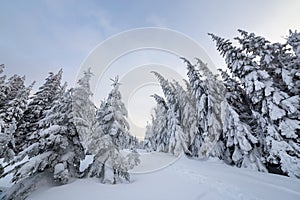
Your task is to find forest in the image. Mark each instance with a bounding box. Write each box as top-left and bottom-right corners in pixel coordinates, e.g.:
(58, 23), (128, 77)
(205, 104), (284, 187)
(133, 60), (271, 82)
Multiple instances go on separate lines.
(0, 30), (299, 200)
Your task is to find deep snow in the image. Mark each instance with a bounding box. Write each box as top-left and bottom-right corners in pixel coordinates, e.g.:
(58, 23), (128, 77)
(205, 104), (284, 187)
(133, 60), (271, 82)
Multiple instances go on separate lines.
(1, 152), (300, 200)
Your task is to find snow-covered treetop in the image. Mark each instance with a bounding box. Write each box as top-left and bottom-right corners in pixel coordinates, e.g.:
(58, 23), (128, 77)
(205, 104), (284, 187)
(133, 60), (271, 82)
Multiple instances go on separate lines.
(0, 64), (6, 88)
(110, 76), (121, 88)
(151, 71), (177, 105)
(195, 58), (215, 79)
(106, 76), (127, 116)
(0, 64), (5, 75)
(77, 67), (94, 91)
(151, 94), (168, 109)
(287, 30), (300, 57)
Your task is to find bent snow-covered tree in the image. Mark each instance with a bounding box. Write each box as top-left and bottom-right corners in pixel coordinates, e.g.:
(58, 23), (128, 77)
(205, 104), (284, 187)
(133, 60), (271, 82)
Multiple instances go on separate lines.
(172, 81), (198, 156)
(195, 58), (225, 158)
(150, 94), (169, 152)
(182, 58), (206, 157)
(152, 72), (189, 156)
(182, 58), (225, 158)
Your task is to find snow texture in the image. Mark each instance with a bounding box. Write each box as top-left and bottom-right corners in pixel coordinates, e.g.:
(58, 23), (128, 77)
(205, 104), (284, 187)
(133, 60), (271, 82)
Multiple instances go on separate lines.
(15, 152), (300, 200)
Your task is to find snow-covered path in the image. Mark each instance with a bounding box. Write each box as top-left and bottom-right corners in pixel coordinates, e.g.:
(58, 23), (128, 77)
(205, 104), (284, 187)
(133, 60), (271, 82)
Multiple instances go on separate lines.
(169, 157), (300, 200)
(5, 152), (300, 200)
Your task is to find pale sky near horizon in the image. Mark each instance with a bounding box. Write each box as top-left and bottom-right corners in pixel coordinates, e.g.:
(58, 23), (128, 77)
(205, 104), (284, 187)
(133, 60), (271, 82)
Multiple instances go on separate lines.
(1, 0), (299, 139)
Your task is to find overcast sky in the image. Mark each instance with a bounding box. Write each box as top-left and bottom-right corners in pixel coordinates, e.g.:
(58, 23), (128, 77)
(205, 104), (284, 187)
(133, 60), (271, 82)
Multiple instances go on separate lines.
(1, 0), (299, 138)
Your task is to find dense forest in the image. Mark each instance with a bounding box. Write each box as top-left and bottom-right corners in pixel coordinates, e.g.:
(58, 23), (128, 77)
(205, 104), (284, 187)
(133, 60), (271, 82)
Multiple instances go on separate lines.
(0, 30), (299, 200)
(144, 30), (300, 177)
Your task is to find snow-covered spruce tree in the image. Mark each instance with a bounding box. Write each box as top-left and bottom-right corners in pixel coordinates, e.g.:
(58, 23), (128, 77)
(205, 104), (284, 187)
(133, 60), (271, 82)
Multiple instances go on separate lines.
(172, 81), (198, 156)
(286, 30), (300, 95)
(0, 74), (27, 110)
(194, 58), (226, 158)
(181, 58), (215, 158)
(95, 99), (106, 126)
(130, 135), (139, 150)
(143, 121), (156, 152)
(151, 72), (189, 157)
(210, 32), (300, 178)
(86, 103), (140, 184)
(72, 68), (96, 149)
(220, 70), (267, 172)
(2, 85), (85, 200)
(14, 69), (63, 153)
(235, 29), (299, 96)
(0, 74), (26, 159)
(183, 78), (204, 157)
(6, 75), (26, 99)
(86, 134), (140, 184)
(0, 66), (11, 173)
(151, 94), (169, 152)
(97, 97), (137, 149)
(0, 80), (34, 164)
(0, 64), (8, 107)
(288, 30), (300, 56)
(99, 76), (131, 149)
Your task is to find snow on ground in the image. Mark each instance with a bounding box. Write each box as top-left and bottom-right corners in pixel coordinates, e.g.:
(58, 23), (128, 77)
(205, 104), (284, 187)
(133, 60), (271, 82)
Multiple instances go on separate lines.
(1, 152), (300, 200)
(129, 150), (180, 173)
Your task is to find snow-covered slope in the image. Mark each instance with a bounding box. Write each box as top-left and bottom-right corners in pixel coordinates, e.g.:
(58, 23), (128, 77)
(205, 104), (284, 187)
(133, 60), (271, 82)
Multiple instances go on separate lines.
(24, 152), (300, 200)
(1, 152), (300, 200)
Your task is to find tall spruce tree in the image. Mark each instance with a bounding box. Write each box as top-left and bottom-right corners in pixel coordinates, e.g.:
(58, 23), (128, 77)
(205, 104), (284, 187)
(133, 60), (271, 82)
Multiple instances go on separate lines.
(14, 70), (63, 152)
(0, 80), (33, 163)
(195, 58), (225, 158)
(143, 94), (169, 153)
(235, 30), (298, 96)
(210, 32), (300, 178)
(286, 30), (300, 97)
(86, 85), (140, 184)
(72, 68), (96, 149)
(151, 94), (169, 152)
(99, 76), (131, 149)
(182, 58), (209, 157)
(172, 81), (198, 156)
(220, 70), (267, 171)
(2, 82), (85, 200)
(0, 64), (7, 106)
